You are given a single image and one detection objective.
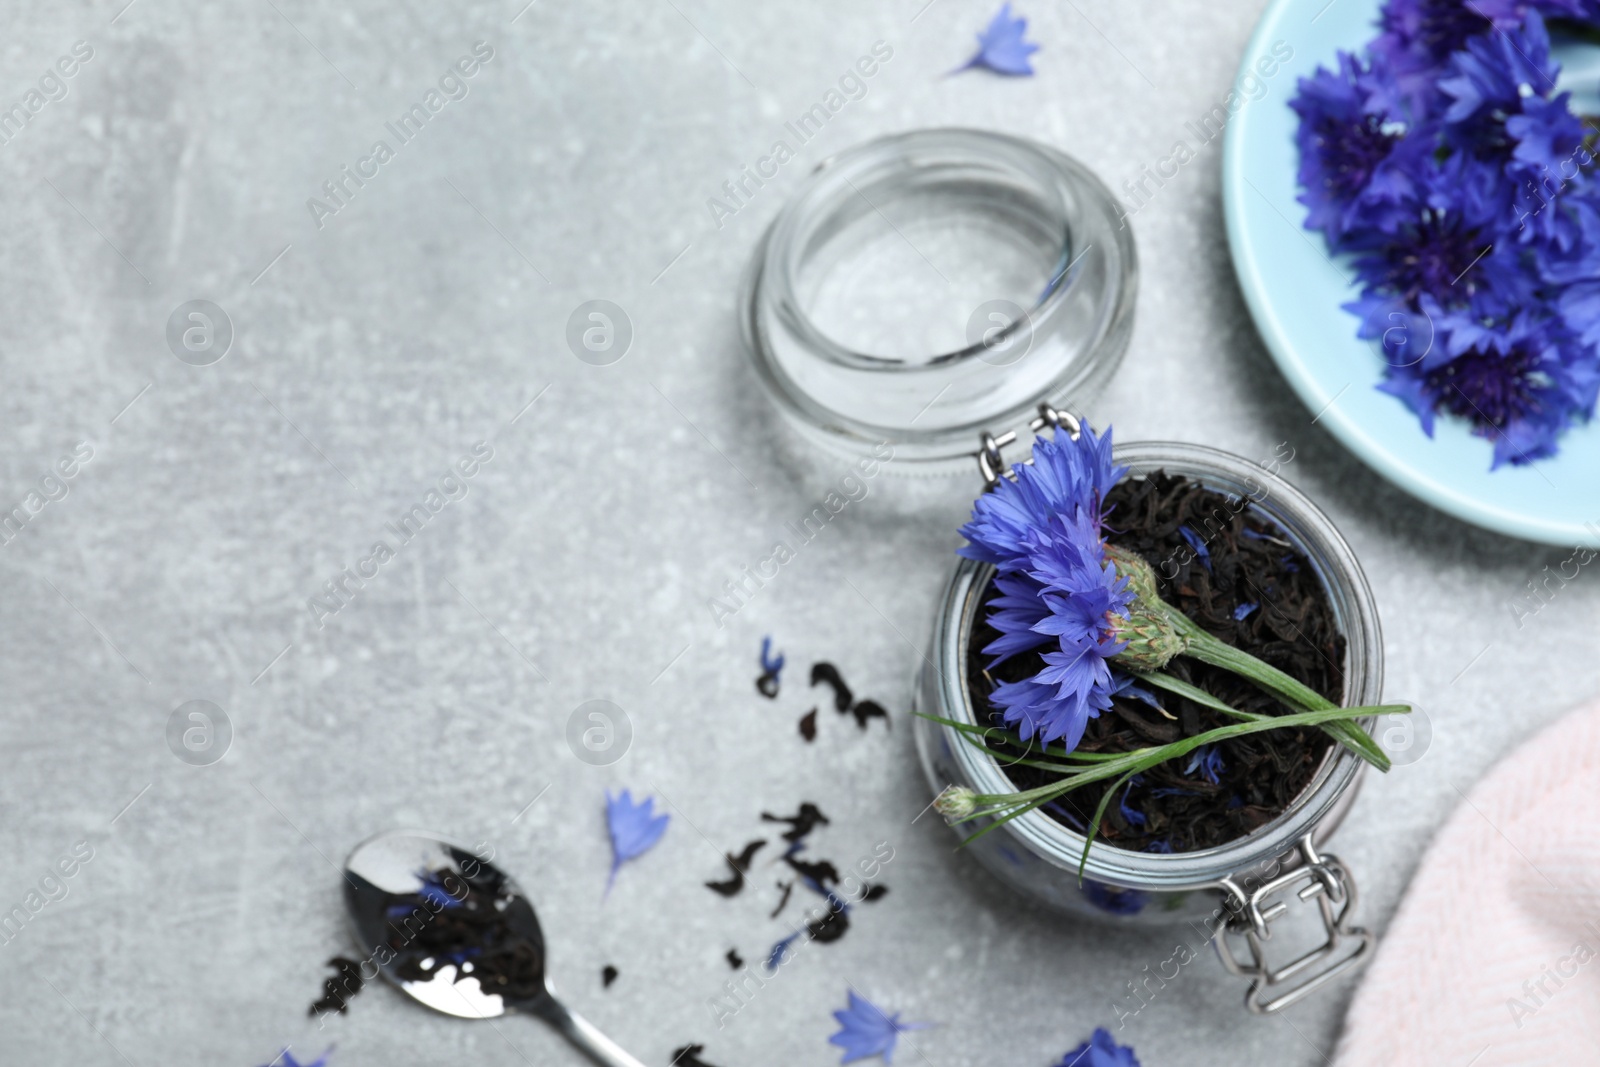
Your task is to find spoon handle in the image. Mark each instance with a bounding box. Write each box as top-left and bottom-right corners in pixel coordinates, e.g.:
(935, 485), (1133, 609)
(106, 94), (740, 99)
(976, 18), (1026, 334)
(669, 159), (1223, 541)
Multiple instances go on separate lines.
(537, 997), (648, 1067)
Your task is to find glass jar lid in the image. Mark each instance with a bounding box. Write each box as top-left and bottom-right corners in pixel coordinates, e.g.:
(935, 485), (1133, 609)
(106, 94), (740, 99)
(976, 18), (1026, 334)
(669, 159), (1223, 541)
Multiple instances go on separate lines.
(742, 128), (1138, 472)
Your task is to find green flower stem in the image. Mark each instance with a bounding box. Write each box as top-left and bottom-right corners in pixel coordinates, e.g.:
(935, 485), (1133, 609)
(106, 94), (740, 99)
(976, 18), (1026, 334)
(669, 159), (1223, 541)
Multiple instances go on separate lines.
(1129, 668), (1391, 773)
(1160, 605), (1331, 710)
(945, 701), (1407, 877)
(1155, 604), (1392, 771)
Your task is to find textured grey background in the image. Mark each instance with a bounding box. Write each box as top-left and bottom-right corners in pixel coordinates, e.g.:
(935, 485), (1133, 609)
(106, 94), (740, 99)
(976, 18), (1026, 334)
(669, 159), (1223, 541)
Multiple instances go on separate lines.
(0, 1), (1596, 1065)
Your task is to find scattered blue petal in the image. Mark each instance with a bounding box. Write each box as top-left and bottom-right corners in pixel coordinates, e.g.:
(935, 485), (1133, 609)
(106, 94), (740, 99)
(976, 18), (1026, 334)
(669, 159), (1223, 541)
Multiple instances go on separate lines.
(258, 1050), (331, 1067)
(1116, 775), (1146, 827)
(1184, 745), (1225, 785)
(1232, 601), (1258, 621)
(1109, 671), (1166, 715)
(1080, 880), (1146, 916)
(766, 929), (803, 972)
(604, 789), (669, 897)
(1227, 794), (1244, 810)
(1142, 838), (1174, 854)
(1178, 525), (1212, 572)
(1056, 1027), (1141, 1067)
(957, 3), (1040, 76)
(760, 635), (785, 675)
(828, 991), (930, 1064)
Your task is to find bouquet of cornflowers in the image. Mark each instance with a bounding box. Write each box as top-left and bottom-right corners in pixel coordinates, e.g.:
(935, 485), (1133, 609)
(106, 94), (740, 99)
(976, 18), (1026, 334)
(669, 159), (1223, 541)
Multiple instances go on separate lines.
(1291, 0), (1600, 467)
(927, 426), (1407, 872)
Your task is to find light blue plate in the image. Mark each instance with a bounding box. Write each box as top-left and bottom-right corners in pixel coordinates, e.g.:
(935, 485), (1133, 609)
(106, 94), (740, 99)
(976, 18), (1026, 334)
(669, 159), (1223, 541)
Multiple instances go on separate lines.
(1223, 0), (1600, 548)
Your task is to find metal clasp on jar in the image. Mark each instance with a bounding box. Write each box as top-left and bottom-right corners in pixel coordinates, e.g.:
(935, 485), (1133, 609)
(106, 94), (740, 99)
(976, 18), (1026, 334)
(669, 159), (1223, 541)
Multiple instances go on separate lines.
(974, 402), (1083, 488)
(1213, 834), (1374, 1014)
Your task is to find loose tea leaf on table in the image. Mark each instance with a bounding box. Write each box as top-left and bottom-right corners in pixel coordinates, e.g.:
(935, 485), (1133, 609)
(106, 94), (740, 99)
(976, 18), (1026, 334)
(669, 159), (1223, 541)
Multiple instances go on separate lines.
(308, 957), (364, 1017)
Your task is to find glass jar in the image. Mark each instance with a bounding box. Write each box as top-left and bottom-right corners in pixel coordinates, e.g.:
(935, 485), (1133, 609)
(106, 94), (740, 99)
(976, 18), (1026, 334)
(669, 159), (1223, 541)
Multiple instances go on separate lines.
(741, 128), (1136, 473)
(911, 439), (1385, 1013)
(741, 129), (1388, 1014)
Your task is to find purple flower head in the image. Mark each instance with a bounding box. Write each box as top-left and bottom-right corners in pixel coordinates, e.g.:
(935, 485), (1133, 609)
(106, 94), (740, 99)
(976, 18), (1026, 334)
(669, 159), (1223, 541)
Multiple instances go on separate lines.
(1291, 52), (1424, 244)
(1056, 1028), (1141, 1067)
(828, 991), (930, 1064)
(604, 789), (669, 897)
(960, 427), (1133, 749)
(1378, 313), (1600, 466)
(957, 4), (1040, 76)
(1346, 153), (1529, 322)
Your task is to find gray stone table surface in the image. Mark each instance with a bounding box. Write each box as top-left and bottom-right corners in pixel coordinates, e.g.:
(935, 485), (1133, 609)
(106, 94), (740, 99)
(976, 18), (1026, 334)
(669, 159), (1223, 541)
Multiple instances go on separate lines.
(1, 1), (1596, 1065)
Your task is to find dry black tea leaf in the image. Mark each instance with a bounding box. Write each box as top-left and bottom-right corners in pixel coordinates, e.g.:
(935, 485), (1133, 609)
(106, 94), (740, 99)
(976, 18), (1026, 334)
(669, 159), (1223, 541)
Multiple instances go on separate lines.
(705, 839), (766, 897)
(725, 948), (743, 969)
(770, 879), (794, 918)
(810, 662), (853, 711)
(602, 965), (618, 988)
(862, 884), (888, 902)
(761, 802), (829, 844)
(671, 1044), (722, 1067)
(308, 956), (363, 1016)
(850, 699), (890, 730)
(798, 708), (818, 741)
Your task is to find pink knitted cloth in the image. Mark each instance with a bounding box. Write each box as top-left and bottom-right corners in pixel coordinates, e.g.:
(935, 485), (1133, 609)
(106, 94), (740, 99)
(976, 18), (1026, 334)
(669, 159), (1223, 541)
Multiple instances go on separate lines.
(1333, 699), (1600, 1066)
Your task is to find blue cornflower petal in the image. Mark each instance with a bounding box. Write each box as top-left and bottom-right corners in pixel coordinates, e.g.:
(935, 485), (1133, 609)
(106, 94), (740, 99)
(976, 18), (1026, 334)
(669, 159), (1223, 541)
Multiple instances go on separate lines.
(1108, 671), (1166, 715)
(828, 992), (931, 1064)
(957, 3), (1040, 77)
(1080, 881), (1147, 916)
(1178, 525), (1211, 572)
(1184, 745), (1225, 785)
(1055, 1027), (1141, 1067)
(604, 789), (669, 897)
(1116, 774), (1146, 828)
(1233, 602), (1258, 621)
(760, 635), (785, 675)
(766, 929), (803, 972)
(259, 1050), (331, 1067)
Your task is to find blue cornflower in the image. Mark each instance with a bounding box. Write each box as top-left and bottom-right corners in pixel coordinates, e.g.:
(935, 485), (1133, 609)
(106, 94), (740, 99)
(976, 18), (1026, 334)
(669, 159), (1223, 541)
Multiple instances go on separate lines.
(828, 992), (931, 1064)
(604, 789), (669, 897)
(1056, 1028), (1141, 1067)
(1290, 52), (1422, 244)
(960, 427), (1135, 750)
(1293, 1), (1600, 465)
(1185, 745), (1225, 785)
(1378, 313), (1600, 465)
(956, 4), (1040, 76)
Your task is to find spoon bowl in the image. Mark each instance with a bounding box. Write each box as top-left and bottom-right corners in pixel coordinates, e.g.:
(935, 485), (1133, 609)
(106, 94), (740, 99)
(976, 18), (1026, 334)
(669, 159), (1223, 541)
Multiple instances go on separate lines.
(343, 830), (646, 1066)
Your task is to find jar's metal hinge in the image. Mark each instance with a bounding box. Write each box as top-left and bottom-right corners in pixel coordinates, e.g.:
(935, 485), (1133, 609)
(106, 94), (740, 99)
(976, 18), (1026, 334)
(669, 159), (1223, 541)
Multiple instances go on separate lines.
(1212, 834), (1375, 1014)
(974, 402), (1082, 488)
